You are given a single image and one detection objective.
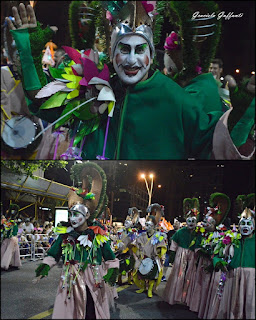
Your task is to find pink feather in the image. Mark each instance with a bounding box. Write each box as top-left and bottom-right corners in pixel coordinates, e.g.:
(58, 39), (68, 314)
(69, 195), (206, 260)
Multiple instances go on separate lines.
(98, 64), (110, 82)
(62, 46), (81, 64)
(35, 81), (68, 99)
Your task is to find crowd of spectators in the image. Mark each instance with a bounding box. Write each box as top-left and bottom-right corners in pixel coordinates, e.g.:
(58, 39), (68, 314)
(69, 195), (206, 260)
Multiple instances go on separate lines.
(16, 217), (56, 259)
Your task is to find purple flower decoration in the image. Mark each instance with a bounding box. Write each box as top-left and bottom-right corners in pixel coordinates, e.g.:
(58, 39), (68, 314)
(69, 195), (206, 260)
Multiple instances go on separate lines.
(164, 32), (180, 51)
(195, 64), (202, 75)
(222, 235), (231, 245)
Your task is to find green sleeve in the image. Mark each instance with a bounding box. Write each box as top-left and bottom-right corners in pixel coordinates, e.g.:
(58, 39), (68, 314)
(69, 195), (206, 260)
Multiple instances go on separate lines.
(102, 241), (116, 261)
(12, 224), (18, 236)
(46, 235), (63, 262)
(182, 93), (223, 159)
(10, 28), (42, 91)
(230, 98), (255, 147)
(29, 22), (55, 87)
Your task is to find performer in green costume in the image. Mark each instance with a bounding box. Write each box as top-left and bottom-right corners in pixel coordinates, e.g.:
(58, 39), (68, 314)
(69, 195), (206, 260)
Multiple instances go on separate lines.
(203, 193), (255, 319)
(163, 197), (202, 306)
(1, 204), (22, 270)
(33, 162), (119, 319)
(6, 2), (255, 159)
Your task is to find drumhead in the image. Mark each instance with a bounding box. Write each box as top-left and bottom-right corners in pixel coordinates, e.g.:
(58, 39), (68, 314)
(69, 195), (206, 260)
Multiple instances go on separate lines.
(138, 258), (154, 275)
(2, 116), (36, 148)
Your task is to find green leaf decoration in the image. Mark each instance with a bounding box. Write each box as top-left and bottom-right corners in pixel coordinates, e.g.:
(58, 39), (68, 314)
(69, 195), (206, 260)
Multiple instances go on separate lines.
(73, 102), (98, 121)
(40, 92), (68, 110)
(80, 260), (89, 271)
(73, 117), (101, 146)
(48, 66), (65, 79)
(54, 102), (75, 129)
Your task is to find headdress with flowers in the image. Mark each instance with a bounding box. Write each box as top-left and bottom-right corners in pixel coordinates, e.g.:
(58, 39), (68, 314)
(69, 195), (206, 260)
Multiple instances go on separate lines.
(69, 161), (108, 223)
(236, 193), (255, 220)
(183, 197), (200, 220)
(163, 1), (221, 83)
(205, 192), (231, 226)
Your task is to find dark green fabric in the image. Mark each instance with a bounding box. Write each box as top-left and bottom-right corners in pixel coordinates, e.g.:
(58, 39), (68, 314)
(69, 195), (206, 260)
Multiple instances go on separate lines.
(213, 234), (255, 269)
(83, 70), (224, 159)
(103, 267), (119, 286)
(4, 223), (18, 238)
(184, 73), (224, 113)
(29, 22), (55, 87)
(10, 28), (42, 91)
(46, 231), (115, 264)
(35, 263), (51, 277)
(230, 98), (255, 147)
(171, 227), (202, 251)
(12, 224), (18, 236)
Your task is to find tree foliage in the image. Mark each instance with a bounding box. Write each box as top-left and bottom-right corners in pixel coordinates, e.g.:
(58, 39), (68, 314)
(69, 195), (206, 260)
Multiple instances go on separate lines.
(1, 160), (68, 179)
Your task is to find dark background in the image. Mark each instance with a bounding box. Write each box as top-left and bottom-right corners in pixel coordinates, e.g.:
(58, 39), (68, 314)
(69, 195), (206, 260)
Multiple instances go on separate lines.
(1, 1), (255, 79)
(43, 160), (255, 225)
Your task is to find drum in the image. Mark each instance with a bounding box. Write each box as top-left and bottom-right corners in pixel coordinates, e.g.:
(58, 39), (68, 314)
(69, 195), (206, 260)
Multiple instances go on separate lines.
(1, 116), (42, 155)
(138, 258), (159, 280)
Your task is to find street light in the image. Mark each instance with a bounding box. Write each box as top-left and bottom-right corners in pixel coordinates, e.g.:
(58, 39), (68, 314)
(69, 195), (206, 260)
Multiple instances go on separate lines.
(140, 173), (154, 207)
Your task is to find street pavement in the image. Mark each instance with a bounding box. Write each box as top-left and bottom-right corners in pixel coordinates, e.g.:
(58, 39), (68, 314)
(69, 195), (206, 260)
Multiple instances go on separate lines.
(1, 259), (198, 319)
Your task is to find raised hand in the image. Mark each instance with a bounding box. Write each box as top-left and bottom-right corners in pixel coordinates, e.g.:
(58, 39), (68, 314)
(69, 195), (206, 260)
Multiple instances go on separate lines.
(7, 3), (37, 30)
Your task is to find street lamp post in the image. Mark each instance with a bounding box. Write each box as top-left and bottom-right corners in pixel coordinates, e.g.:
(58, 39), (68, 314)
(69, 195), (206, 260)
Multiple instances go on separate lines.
(141, 173), (154, 207)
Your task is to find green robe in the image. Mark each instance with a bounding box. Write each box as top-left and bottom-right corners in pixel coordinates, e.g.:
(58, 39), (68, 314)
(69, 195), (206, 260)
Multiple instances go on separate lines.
(46, 229), (116, 265)
(171, 227), (202, 250)
(84, 70), (223, 160)
(184, 73), (226, 113)
(213, 233), (255, 269)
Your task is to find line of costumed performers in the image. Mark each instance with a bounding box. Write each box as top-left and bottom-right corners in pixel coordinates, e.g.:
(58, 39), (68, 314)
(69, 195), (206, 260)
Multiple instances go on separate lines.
(3, 1), (255, 160)
(1, 162), (254, 319)
(163, 192), (255, 320)
(1, 203), (22, 270)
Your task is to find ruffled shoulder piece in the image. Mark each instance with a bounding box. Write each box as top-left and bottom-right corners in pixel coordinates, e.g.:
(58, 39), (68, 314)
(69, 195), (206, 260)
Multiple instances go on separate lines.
(88, 225), (109, 247)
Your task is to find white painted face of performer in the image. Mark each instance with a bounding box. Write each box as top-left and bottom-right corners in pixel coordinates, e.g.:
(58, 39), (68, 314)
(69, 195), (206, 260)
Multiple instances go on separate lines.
(124, 218), (133, 229)
(69, 205), (90, 229)
(186, 216), (197, 230)
(202, 216), (216, 232)
(145, 220), (155, 232)
(113, 35), (152, 86)
(239, 217), (254, 236)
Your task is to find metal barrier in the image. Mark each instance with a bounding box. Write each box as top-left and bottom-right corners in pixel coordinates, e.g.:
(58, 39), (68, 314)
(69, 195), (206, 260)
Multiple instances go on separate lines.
(18, 233), (57, 261)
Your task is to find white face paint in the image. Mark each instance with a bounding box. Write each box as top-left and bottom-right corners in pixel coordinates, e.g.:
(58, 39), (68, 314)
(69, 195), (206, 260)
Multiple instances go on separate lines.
(124, 218), (132, 229)
(202, 216), (216, 232)
(186, 216), (197, 230)
(113, 35), (151, 85)
(239, 218), (254, 236)
(69, 209), (88, 229)
(145, 220), (155, 232)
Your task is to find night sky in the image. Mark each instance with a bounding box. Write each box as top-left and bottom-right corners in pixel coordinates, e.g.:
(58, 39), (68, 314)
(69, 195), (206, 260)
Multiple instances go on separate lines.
(44, 160), (255, 223)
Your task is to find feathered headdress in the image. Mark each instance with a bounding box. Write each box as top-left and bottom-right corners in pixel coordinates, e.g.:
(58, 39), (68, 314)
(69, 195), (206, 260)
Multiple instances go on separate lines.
(147, 203), (164, 224)
(164, 1), (221, 83)
(7, 203), (20, 220)
(127, 207), (140, 225)
(183, 197), (200, 220)
(236, 193), (255, 220)
(69, 161), (108, 223)
(204, 192), (231, 225)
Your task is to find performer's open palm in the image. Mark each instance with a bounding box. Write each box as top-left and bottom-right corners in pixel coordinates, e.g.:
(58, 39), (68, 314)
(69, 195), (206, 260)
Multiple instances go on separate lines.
(7, 3), (37, 30)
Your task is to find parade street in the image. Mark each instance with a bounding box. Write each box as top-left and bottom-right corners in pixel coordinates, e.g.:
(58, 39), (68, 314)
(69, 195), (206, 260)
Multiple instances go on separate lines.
(1, 260), (198, 319)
